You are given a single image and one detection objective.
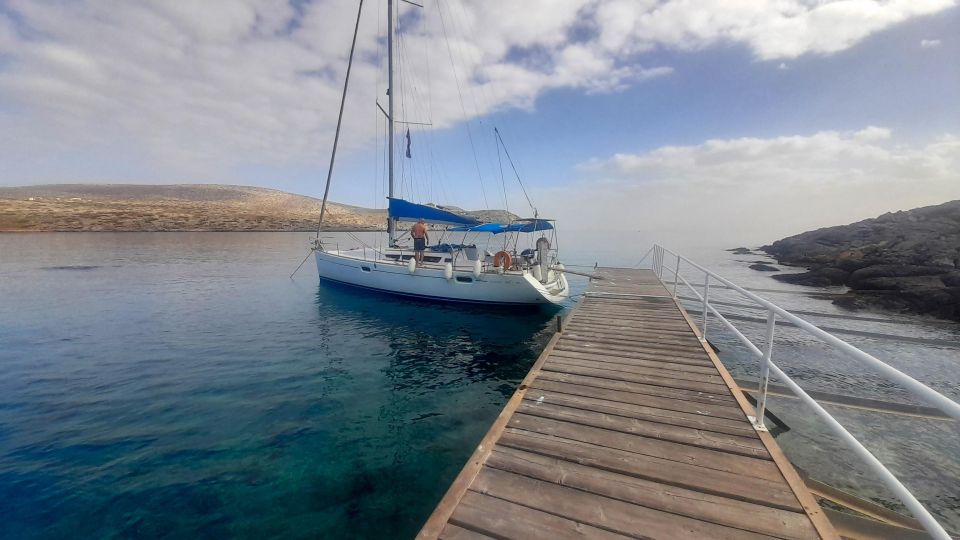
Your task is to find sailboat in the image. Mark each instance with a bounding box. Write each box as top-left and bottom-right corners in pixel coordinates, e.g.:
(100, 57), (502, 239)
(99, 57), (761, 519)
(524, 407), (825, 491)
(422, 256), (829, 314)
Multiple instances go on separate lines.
(312, 0), (569, 306)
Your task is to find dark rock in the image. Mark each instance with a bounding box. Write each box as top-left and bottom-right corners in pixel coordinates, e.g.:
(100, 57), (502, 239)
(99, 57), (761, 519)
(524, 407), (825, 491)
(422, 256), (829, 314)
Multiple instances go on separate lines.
(772, 267), (849, 287)
(763, 200), (960, 321)
(848, 264), (952, 286)
(728, 247), (753, 255)
(942, 272), (960, 287)
(749, 263), (779, 272)
(855, 276), (947, 291)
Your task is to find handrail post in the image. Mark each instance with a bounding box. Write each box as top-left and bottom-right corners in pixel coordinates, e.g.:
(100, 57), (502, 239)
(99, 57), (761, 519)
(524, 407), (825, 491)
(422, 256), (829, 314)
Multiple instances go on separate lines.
(672, 254), (680, 299)
(700, 273), (710, 342)
(753, 309), (776, 431)
(658, 246), (664, 279)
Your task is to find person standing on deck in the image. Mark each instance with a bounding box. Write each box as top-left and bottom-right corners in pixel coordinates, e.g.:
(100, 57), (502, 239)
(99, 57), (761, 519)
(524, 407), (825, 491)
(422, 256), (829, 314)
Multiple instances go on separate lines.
(411, 218), (429, 266)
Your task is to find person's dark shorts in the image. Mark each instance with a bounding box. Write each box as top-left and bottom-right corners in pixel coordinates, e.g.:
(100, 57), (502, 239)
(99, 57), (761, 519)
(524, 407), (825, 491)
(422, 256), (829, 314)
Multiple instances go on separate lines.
(414, 238), (426, 251)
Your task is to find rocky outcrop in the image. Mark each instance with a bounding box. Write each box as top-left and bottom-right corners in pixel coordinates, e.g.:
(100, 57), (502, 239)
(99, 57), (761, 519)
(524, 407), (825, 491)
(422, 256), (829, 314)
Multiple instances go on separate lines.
(763, 200), (960, 321)
(749, 263), (779, 272)
(0, 184), (516, 233)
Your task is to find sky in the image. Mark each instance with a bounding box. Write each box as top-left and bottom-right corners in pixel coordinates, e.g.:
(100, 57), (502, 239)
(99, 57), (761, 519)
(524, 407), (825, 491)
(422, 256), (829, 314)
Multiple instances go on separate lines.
(0, 0), (958, 245)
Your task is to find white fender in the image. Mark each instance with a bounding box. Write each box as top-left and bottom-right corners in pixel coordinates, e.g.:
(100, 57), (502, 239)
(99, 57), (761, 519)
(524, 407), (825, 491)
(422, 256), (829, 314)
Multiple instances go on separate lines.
(532, 264), (543, 282)
(444, 262), (453, 280)
(472, 259), (482, 278)
(407, 258), (416, 274)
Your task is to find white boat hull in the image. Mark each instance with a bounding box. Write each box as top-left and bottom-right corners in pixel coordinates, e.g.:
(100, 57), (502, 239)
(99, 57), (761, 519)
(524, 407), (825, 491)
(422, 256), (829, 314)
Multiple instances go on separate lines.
(314, 249), (568, 305)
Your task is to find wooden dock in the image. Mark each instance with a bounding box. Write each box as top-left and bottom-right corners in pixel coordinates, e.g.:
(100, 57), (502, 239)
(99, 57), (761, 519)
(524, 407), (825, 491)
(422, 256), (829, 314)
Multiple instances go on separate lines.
(418, 268), (837, 539)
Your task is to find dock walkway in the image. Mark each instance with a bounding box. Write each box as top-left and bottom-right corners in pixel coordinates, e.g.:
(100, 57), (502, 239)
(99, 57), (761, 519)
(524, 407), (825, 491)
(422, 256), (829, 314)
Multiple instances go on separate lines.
(418, 268), (836, 539)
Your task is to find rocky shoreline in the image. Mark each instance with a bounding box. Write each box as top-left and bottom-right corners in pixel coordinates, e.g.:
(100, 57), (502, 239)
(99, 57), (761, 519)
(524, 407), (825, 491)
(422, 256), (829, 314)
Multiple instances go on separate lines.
(754, 200), (960, 321)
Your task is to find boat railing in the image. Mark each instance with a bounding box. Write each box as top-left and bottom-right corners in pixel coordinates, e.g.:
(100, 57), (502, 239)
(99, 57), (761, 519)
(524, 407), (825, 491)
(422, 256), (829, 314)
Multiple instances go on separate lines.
(637, 244), (960, 540)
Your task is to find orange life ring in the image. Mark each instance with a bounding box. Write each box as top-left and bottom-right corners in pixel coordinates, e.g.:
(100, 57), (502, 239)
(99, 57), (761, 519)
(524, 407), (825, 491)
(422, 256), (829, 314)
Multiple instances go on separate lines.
(493, 251), (512, 269)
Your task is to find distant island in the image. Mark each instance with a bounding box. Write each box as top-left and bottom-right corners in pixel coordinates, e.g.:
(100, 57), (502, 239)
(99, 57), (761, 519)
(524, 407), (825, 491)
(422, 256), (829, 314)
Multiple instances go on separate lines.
(762, 200), (960, 321)
(0, 184), (513, 232)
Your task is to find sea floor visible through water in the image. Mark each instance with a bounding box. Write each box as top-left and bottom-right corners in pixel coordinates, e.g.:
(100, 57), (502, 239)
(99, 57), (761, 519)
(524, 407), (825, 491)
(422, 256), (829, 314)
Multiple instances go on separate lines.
(1, 231), (958, 538)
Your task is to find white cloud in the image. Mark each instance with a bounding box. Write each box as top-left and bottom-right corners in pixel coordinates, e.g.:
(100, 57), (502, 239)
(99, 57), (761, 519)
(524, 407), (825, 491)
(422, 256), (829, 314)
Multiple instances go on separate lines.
(921, 38), (942, 48)
(594, 0), (956, 60)
(542, 128), (960, 245)
(0, 0), (954, 183)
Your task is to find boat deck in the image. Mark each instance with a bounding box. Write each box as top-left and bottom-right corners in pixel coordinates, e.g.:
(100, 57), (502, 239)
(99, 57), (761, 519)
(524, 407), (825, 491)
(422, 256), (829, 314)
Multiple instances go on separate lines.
(418, 267), (836, 539)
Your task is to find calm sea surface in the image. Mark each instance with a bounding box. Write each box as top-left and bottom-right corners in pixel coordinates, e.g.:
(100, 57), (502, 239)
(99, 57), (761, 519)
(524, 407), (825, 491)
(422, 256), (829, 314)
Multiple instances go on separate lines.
(1, 231), (958, 538)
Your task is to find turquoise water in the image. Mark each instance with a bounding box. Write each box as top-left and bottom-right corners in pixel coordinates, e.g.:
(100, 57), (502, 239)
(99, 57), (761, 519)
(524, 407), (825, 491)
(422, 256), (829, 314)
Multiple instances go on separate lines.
(0, 233), (557, 538)
(1, 232), (958, 537)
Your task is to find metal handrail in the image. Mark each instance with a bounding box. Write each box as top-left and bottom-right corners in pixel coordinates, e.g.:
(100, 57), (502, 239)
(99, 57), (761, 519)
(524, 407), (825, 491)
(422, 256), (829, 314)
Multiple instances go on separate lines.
(644, 244), (959, 540)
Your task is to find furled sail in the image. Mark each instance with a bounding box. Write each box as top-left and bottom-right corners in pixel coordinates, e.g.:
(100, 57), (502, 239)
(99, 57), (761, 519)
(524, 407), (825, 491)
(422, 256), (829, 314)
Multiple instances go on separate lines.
(387, 198), (480, 226)
(449, 219), (554, 234)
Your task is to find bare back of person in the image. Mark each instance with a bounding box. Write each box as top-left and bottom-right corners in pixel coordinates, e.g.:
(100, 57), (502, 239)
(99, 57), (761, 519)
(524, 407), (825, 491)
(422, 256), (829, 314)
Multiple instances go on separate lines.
(411, 219), (429, 265)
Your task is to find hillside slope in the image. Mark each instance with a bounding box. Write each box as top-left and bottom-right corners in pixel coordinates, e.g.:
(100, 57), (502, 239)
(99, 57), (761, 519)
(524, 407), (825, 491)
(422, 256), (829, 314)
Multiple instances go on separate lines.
(0, 184), (514, 232)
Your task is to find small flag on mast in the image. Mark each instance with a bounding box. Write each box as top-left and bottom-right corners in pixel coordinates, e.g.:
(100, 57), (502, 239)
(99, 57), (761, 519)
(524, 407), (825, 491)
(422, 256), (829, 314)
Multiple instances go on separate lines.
(405, 128), (412, 158)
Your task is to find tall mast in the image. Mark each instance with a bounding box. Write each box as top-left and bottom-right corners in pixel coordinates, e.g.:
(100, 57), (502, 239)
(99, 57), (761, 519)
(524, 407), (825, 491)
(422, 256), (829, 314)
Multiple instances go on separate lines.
(386, 0), (396, 245)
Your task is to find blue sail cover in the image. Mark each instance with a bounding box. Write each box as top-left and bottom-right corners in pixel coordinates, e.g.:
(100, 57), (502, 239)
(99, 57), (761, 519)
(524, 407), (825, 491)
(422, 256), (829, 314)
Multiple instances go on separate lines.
(449, 219), (554, 234)
(388, 198), (480, 226)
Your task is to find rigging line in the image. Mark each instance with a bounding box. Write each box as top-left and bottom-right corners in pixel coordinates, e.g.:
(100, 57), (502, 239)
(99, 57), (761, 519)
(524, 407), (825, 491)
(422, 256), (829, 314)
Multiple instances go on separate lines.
(317, 0), (365, 238)
(447, 1), (501, 186)
(423, 9), (435, 203)
(435, 0), (489, 209)
(290, 249), (313, 279)
(395, 12), (427, 204)
(495, 127), (535, 215)
(396, 26), (425, 204)
(495, 128), (508, 213)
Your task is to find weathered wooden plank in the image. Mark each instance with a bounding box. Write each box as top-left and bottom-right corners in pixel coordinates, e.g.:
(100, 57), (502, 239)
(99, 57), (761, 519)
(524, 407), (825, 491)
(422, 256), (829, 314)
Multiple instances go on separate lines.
(556, 342), (715, 364)
(449, 491), (629, 540)
(570, 314), (693, 331)
(438, 523), (494, 540)
(487, 447), (820, 540)
(572, 304), (689, 316)
(549, 349), (719, 374)
(498, 428), (804, 512)
(523, 385), (758, 437)
(563, 329), (703, 348)
(542, 361), (731, 395)
(557, 340), (717, 362)
(566, 321), (699, 339)
(535, 370), (739, 408)
(556, 340), (712, 362)
(575, 304), (686, 315)
(566, 323), (700, 340)
(552, 345), (714, 367)
(530, 376), (744, 419)
(510, 412), (775, 474)
(516, 401), (768, 459)
(573, 304), (684, 315)
(564, 326), (700, 343)
(547, 355), (725, 385)
(471, 467), (778, 540)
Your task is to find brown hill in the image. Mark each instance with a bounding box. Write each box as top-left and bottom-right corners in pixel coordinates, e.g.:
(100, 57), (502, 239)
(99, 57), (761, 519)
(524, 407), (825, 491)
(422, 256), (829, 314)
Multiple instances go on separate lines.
(0, 184), (382, 232)
(0, 184), (515, 233)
